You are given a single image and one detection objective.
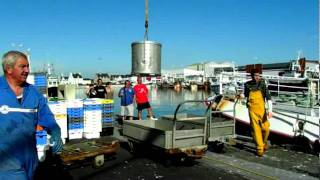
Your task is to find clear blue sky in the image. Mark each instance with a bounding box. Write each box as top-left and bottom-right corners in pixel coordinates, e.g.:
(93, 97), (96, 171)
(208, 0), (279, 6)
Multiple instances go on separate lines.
(0, 0), (318, 77)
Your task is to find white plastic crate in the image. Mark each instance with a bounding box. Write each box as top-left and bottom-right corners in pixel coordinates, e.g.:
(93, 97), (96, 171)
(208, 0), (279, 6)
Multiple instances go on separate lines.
(69, 132), (83, 139)
(67, 99), (83, 108)
(83, 132), (100, 139)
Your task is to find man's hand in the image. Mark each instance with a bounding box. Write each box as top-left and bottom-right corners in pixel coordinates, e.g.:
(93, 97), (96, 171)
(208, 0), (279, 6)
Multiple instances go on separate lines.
(49, 128), (63, 154)
(236, 93), (245, 99)
(267, 112), (273, 119)
(50, 137), (63, 154)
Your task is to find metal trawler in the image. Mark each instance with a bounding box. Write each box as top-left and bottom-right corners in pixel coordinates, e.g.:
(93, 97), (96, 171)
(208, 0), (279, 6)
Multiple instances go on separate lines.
(210, 72), (320, 153)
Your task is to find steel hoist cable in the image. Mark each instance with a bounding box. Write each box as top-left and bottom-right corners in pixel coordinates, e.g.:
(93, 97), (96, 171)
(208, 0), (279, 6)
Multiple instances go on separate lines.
(144, 0), (149, 40)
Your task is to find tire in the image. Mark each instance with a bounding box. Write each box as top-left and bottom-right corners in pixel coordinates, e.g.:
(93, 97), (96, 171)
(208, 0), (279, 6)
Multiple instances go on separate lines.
(208, 141), (224, 153)
(92, 155), (105, 168)
(293, 135), (313, 153)
(313, 140), (320, 154)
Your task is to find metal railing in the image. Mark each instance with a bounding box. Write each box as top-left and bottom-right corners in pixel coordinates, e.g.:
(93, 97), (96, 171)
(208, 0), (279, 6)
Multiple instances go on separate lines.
(172, 100), (210, 148)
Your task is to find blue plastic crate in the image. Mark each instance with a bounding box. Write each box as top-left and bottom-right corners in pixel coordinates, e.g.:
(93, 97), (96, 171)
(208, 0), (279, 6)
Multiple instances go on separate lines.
(67, 110), (84, 114)
(67, 107), (83, 112)
(68, 122), (84, 130)
(84, 107), (102, 111)
(34, 79), (46, 81)
(84, 104), (102, 109)
(34, 80), (47, 84)
(102, 109), (113, 113)
(67, 108), (84, 117)
(102, 118), (113, 123)
(68, 114), (83, 118)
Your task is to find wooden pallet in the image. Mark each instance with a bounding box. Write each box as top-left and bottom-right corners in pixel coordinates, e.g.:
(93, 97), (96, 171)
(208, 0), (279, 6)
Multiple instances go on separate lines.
(60, 138), (119, 167)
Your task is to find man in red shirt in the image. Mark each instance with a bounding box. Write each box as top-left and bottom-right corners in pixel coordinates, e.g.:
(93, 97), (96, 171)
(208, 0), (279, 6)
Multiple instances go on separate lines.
(133, 76), (155, 120)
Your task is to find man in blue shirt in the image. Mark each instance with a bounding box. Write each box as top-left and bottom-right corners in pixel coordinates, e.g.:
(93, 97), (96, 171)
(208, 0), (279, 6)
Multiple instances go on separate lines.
(0, 51), (63, 180)
(118, 80), (135, 120)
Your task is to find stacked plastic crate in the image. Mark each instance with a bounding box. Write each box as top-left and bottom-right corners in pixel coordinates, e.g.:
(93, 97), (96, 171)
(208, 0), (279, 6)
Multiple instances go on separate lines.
(33, 73), (47, 96)
(100, 99), (114, 128)
(67, 99), (84, 139)
(83, 99), (103, 139)
(48, 100), (68, 144)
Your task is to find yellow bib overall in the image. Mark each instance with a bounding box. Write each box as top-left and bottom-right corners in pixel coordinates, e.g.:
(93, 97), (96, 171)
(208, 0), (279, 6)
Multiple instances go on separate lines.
(247, 90), (270, 155)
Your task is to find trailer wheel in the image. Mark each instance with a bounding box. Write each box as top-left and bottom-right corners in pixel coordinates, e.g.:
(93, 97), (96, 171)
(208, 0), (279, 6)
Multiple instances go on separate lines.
(164, 157), (173, 167)
(128, 140), (135, 153)
(209, 141), (224, 153)
(313, 140), (320, 154)
(93, 155), (104, 168)
(293, 136), (313, 153)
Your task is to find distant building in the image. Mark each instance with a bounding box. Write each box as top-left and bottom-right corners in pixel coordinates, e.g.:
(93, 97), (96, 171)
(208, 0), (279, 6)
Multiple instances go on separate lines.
(238, 58), (319, 78)
(83, 78), (93, 85)
(161, 68), (204, 83)
(161, 69), (185, 83)
(186, 63), (205, 71)
(59, 76), (69, 85)
(96, 73), (110, 83)
(184, 61), (235, 83)
(47, 76), (59, 88)
(68, 73), (84, 85)
(203, 62), (235, 78)
(59, 73), (84, 85)
(110, 75), (126, 84)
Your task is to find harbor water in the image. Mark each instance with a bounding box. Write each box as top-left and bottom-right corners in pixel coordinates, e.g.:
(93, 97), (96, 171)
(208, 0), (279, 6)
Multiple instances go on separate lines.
(129, 86), (213, 117)
(76, 85), (215, 118)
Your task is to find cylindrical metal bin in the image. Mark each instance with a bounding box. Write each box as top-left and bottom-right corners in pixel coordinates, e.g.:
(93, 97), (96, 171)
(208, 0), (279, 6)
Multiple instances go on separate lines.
(131, 41), (161, 75)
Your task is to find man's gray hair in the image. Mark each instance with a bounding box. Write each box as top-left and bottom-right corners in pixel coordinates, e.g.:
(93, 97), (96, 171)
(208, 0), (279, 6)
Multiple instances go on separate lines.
(2, 50), (28, 73)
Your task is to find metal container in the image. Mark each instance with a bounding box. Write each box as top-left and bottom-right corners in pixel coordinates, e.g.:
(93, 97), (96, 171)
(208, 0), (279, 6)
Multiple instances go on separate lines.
(131, 41), (161, 75)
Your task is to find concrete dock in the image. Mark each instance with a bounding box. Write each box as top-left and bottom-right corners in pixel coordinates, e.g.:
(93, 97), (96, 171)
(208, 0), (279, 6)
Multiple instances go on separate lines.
(35, 126), (319, 180)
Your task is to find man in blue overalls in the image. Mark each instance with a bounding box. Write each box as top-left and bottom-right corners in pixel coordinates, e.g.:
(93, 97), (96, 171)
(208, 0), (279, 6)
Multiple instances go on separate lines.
(0, 51), (63, 180)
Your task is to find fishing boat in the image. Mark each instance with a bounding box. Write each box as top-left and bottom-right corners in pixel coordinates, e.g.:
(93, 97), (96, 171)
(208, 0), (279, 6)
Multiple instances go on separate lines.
(210, 72), (320, 153)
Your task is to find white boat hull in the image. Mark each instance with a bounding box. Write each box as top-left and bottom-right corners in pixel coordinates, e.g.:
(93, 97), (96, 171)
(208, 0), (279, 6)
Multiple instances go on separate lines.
(217, 98), (319, 144)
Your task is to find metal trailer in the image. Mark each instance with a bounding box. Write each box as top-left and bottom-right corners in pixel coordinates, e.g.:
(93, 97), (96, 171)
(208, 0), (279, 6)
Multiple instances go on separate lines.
(122, 100), (208, 160)
(206, 96), (238, 152)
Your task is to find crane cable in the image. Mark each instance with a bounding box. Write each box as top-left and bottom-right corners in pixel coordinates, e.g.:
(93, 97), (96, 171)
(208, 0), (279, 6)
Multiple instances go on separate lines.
(144, 0), (149, 41)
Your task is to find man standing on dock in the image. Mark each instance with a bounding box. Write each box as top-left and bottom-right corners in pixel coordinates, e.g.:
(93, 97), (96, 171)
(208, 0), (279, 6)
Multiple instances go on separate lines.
(244, 68), (272, 157)
(133, 76), (155, 120)
(118, 80), (135, 120)
(0, 51), (63, 179)
(86, 83), (97, 98)
(105, 82), (114, 99)
(95, 78), (108, 98)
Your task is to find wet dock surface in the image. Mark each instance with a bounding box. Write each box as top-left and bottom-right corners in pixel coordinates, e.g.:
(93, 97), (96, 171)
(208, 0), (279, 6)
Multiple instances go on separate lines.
(204, 141), (319, 180)
(35, 126), (319, 180)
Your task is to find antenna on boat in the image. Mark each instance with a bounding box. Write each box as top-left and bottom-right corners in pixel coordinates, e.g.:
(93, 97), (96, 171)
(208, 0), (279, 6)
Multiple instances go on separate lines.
(292, 50), (303, 72)
(297, 50), (303, 60)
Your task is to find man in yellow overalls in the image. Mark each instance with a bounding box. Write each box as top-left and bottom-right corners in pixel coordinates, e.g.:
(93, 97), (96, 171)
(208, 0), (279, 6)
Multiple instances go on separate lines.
(244, 69), (272, 157)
